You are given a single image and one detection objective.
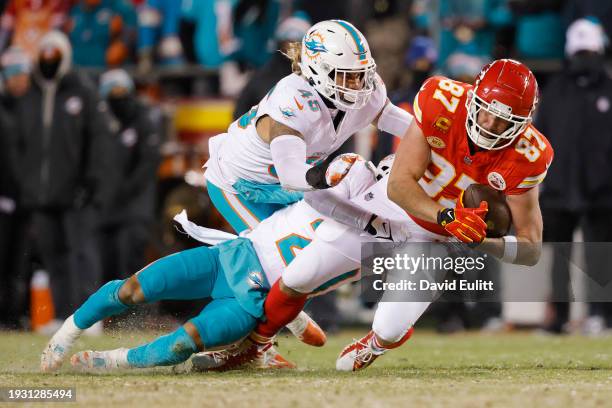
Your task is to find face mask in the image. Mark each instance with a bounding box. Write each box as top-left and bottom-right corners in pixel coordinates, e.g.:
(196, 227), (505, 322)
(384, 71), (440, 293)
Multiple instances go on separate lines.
(108, 95), (137, 124)
(568, 53), (604, 81)
(39, 59), (61, 80)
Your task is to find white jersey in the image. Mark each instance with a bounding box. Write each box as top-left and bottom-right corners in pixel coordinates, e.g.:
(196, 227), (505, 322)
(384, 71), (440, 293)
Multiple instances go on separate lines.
(350, 173), (449, 242)
(246, 160), (377, 284)
(204, 73), (387, 192)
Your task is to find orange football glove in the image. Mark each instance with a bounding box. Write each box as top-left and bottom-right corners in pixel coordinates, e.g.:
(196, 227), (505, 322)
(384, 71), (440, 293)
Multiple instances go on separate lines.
(437, 197), (488, 244)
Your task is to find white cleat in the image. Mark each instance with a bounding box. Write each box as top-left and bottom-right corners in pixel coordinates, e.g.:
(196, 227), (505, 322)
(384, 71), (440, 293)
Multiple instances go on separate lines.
(286, 311), (327, 347)
(40, 315), (83, 372)
(336, 331), (383, 372)
(336, 328), (414, 372)
(70, 348), (129, 371)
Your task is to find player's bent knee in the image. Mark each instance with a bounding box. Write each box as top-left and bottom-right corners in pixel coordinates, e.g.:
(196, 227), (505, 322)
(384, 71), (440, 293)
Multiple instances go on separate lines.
(279, 278), (308, 298)
(190, 299), (257, 349)
(281, 265), (319, 294)
(118, 276), (145, 305)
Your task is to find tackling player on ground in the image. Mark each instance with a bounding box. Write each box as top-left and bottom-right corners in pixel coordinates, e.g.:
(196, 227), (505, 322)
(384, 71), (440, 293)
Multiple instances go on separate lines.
(39, 158), (403, 373)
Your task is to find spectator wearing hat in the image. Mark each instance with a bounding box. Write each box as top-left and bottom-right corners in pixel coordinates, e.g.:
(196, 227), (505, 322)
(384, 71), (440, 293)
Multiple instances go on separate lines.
(0, 46), (28, 328)
(564, 1), (612, 43)
(98, 68), (162, 281)
(232, 13), (310, 119)
(536, 18), (612, 334)
(11, 31), (117, 326)
(1, 45), (31, 100)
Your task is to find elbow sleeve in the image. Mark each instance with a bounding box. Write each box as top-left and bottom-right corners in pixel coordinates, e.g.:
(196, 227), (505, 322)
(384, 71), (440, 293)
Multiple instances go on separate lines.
(270, 135), (312, 191)
(378, 103), (413, 138)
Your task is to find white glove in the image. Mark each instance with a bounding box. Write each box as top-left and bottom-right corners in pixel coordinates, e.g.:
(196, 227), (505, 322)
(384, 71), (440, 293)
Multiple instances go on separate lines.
(363, 215), (410, 243)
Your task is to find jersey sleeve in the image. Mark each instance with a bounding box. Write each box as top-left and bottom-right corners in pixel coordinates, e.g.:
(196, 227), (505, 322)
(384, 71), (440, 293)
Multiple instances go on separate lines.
(368, 73), (388, 117)
(344, 160), (377, 199)
(506, 127), (555, 195)
(412, 76), (444, 131)
(302, 160), (376, 231)
(258, 79), (322, 137)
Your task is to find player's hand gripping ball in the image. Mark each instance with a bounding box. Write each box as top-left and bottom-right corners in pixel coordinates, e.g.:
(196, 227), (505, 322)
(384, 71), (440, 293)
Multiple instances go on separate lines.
(325, 153), (363, 187)
(437, 194), (488, 244)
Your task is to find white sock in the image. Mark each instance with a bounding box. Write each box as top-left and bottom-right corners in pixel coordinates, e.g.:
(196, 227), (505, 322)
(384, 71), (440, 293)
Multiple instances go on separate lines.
(54, 315), (83, 348)
(369, 335), (387, 355)
(107, 348), (130, 369)
(285, 311), (308, 336)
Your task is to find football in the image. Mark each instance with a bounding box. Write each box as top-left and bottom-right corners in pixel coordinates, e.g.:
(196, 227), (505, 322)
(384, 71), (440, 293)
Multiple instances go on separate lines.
(462, 184), (512, 238)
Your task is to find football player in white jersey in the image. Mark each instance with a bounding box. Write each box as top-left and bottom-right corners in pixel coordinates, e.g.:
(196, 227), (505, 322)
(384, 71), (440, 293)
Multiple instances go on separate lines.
(204, 19), (412, 233)
(39, 159), (404, 372)
(204, 18), (412, 367)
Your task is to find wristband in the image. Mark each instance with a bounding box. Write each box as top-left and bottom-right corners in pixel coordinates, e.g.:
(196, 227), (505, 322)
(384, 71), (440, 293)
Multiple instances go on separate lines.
(502, 235), (518, 263)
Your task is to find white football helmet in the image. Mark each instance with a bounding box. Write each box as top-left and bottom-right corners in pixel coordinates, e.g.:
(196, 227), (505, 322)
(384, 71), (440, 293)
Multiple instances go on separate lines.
(300, 20), (377, 110)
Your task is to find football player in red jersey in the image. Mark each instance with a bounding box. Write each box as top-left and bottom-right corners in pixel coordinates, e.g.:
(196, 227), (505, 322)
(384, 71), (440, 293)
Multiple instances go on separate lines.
(390, 58), (552, 262)
(336, 59), (555, 371)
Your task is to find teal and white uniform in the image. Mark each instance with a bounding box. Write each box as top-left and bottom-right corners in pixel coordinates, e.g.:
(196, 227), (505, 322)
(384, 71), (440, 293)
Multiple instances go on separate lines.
(71, 161), (378, 363)
(204, 72), (387, 232)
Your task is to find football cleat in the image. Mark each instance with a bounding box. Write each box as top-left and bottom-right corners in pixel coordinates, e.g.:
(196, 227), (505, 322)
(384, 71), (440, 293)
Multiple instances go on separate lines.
(336, 331), (383, 372)
(336, 328), (415, 372)
(70, 348), (129, 371)
(286, 311), (327, 347)
(189, 339), (297, 371)
(40, 315), (83, 372)
(256, 344), (297, 369)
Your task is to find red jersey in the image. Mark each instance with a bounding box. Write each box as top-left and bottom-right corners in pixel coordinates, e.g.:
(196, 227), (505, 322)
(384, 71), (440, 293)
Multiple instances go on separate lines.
(410, 76), (554, 235)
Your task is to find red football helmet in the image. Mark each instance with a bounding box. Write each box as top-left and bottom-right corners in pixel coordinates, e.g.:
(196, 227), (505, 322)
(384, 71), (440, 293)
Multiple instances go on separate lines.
(465, 59), (539, 150)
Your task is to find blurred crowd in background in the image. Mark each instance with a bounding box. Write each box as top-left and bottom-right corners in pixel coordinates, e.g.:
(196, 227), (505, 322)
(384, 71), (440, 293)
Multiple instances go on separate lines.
(1, 0), (612, 337)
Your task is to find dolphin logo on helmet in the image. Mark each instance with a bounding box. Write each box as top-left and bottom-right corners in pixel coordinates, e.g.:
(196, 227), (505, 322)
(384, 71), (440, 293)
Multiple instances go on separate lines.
(304, 33), (328, 57)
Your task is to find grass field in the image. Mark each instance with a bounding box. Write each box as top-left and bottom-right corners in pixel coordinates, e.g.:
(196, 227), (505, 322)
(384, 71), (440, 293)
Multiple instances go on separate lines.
(1, 329), (612, 407)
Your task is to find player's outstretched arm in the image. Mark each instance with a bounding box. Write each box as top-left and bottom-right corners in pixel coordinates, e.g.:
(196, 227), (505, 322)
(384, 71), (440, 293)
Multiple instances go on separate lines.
(372, 99), (414, 138)
(476, 186), (543, 266)
(387, 120), (442, 222)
